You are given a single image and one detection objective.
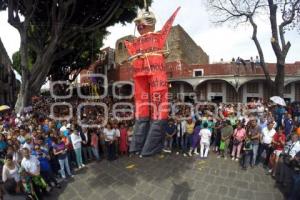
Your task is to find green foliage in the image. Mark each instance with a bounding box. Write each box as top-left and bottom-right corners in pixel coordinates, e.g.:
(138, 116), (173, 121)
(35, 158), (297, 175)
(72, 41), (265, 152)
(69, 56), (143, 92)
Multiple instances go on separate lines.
(49, 29), (108, 81)
(12, 51), (21, 75)
(12, 49), (35, 75)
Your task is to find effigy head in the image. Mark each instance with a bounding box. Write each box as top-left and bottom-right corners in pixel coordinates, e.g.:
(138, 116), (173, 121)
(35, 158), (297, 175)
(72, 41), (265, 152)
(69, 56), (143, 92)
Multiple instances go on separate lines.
(134, 9), (156, 35)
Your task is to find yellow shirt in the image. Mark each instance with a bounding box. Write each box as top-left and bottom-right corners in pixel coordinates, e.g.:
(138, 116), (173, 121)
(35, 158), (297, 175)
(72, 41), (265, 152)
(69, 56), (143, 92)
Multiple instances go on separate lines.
(186, 123), (195, 134)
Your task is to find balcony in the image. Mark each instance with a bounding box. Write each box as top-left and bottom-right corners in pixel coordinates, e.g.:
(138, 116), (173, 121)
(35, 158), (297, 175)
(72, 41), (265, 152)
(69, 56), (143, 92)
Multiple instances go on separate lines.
(166, 61), (300, 80)
(111, 61), (300, 82)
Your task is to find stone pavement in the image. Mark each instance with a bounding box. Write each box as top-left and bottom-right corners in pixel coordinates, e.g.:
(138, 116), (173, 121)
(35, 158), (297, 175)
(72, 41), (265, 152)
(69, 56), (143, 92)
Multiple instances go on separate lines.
(37, 153), (284, 200)
(4, 153), (283, 200)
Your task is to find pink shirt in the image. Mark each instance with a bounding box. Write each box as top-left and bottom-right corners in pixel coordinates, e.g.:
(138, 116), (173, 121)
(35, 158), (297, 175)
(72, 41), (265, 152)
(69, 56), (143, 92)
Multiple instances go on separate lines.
(234, 128), (246, 141)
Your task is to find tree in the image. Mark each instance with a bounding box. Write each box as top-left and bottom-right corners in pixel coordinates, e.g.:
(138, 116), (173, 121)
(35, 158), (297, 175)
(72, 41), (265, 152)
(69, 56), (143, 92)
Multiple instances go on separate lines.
(12, 30), (108, 83)
(0, 0), (150, 112)
(49, 29), (108, 82)
(206, 0), (300, 97)
(12, 51), (21, 75)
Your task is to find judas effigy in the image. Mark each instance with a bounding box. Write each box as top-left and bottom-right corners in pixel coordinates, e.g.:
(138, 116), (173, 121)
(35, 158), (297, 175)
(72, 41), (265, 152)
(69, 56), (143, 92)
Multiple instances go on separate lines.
(125, 2), (180, 156)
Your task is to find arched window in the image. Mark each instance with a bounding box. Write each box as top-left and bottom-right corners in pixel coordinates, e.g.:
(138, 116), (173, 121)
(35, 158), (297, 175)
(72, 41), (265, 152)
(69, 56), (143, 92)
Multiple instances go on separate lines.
(118, 42), (123, 50)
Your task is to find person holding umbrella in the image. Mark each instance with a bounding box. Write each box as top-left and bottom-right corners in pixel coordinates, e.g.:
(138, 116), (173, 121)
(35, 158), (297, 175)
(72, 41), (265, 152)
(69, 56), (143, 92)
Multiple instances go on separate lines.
(270, 96), (286, 129)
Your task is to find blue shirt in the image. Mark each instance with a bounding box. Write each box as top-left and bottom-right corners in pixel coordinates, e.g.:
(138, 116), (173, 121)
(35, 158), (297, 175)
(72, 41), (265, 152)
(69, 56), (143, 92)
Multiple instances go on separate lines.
(31, 149), (50, 171)
(284, 118), (293, 135)
(164, 124), (176, 135)
(56, 121), (62, 129)
(45, 137), (53, 148)
(37, 153), (51, 171)
(0, 141), (7, 151)
(275, 107), (286, 121)
(43, 124), (49, 133)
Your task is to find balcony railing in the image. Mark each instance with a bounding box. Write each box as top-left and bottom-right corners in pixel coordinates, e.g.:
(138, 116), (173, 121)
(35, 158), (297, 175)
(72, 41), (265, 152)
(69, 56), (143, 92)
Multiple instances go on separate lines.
(110, 62), (300, 81)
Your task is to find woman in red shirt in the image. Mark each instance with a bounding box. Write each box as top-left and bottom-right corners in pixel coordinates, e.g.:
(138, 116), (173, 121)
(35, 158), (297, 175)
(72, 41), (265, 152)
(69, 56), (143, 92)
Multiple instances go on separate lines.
(270, 127), (286, 176)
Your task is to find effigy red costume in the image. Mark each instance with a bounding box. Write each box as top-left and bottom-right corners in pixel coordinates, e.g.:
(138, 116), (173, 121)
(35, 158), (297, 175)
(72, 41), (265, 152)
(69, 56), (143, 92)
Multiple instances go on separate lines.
(125, 7), (180, 156)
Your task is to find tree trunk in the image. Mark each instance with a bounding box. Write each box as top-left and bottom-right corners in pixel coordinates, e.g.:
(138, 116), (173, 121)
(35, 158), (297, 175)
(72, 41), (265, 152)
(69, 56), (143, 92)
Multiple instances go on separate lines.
(15, 70), (31, 113)
(248, 16), (275, 98)
(267, 0), (287, 98)
(15, 62), (53, 113)
(15, 29), (56, 113)
(15, 32), (30, 113)
(274, 62), (285, 97)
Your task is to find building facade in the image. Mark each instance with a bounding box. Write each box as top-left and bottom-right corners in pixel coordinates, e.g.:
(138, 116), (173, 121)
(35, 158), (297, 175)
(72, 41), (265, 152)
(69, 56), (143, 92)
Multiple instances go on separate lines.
(80, 25), (300, 103)
(0, 38), (19, 107)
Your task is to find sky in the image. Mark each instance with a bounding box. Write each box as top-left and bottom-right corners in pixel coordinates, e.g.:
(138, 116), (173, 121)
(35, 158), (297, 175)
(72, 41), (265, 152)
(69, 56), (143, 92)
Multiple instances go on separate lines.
(0, 0), (300, 65)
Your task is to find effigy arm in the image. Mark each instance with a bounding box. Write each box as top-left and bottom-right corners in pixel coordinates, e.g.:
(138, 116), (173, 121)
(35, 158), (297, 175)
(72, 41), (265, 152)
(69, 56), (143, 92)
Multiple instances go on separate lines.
(160, 7), (181, 45)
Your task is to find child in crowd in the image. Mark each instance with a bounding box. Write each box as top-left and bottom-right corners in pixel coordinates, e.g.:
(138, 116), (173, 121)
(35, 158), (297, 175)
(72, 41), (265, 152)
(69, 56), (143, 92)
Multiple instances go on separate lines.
(199, 122), (212, 159)
(241, 134), (253, 170)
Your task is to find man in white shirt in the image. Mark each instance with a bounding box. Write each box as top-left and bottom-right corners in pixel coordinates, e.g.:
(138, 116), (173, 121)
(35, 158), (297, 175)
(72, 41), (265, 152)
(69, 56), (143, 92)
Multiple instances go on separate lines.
(259, 121), (276, 167)
(284, 134), (300, 158)
(21, 148), (49, 198)
(262, 124), (276, 144)
(21, 148), (40, 176)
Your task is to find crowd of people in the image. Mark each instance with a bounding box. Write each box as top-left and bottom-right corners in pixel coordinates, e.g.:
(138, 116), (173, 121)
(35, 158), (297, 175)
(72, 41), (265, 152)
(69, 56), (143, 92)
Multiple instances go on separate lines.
(0, 96), (300, 199)
(164, 99), (300, 200)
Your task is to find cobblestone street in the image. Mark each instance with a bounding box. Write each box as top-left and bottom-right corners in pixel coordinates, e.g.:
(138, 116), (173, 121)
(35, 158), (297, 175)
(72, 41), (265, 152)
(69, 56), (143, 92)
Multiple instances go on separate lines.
(42, 153), (284, 200)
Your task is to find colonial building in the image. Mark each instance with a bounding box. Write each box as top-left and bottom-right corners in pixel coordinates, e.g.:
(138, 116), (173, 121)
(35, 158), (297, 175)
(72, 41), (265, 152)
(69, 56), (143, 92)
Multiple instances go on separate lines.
(80, 25), (300, 103)
(0, 38), (19, 107)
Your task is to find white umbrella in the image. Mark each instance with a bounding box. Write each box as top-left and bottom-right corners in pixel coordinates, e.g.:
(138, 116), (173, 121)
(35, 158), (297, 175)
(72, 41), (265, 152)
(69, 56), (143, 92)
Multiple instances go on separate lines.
(270, 96), (286, 106)
(0, 105), (10, 112)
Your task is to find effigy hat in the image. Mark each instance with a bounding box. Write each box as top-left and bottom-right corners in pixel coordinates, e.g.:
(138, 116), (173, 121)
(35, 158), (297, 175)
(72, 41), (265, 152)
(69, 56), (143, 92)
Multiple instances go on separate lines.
(134, 9), (156, 26)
